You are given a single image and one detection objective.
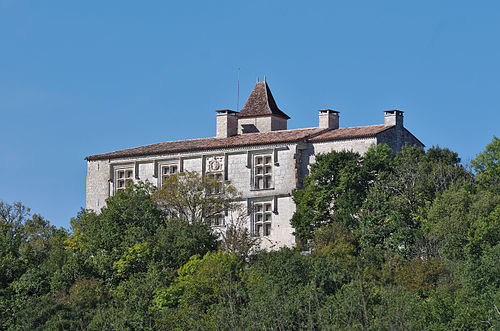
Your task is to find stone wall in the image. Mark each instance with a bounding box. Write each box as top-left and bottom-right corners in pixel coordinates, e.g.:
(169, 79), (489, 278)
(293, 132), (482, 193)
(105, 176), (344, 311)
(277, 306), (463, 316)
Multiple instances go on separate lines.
(376, 126), (424, 153)
(238, 116), (287, 134)
(216, 113), (238, 138)
(270, 116), (287, 131)
(311, 137), (378, 164)
(86, 159), (110, 212)
(85, 142), (300, 248)
(85, 128), (422, 250)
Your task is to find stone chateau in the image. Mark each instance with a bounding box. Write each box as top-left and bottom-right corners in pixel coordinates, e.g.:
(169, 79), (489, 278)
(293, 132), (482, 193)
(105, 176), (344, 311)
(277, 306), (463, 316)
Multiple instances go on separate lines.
(86, 80), (423, 248)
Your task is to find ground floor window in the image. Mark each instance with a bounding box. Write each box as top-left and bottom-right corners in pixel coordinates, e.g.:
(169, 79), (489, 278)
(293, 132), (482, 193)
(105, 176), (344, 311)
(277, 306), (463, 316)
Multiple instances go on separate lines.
(253, 201), (272, 237)
(211, 214), (226, 227)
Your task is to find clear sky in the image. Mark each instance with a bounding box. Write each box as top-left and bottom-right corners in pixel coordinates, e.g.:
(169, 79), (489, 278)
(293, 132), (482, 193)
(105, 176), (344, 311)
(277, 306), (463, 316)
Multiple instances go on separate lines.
(1, 0), (498, 228)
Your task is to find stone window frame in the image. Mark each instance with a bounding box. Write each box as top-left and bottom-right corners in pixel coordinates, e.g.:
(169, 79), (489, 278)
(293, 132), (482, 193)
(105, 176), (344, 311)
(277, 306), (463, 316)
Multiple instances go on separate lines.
(204, 155), (226, 195)
(251, 199), (273, 237)
(251, 153), (274, 190)
(205, 204), (227, 229)
(156, 159), (181, 188)
(206, 172), (224, 194)
(210, 214), (226, 228)
(112, 164), (135, 194)
(204, 154), (227, 226)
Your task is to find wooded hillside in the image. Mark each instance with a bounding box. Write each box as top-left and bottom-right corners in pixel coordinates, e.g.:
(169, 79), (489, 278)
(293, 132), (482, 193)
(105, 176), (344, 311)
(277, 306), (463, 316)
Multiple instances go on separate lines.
(1, 137), (498, 330)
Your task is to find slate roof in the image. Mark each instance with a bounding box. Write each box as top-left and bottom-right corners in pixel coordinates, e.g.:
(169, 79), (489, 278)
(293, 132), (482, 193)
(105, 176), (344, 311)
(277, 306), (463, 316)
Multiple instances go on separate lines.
(238, 81), (290, 119)
(85, 125), (394, 161)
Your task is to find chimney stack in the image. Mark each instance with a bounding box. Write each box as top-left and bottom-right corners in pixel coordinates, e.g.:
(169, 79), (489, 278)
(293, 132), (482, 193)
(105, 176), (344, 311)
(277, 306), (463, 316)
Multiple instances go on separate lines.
(216, 109), (238, 138)
(318, 109), (339, 129)
(384, 110), (404, 127)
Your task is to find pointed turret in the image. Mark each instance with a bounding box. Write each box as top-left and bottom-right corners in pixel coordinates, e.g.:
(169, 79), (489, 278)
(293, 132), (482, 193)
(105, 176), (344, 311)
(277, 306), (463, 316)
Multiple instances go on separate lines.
(238, 81), (290, 119)
(237, 80), (290, 134)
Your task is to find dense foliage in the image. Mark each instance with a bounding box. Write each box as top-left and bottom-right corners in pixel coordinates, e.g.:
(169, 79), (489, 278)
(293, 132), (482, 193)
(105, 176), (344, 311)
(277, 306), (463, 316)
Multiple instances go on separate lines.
(1, 137), (498, 330)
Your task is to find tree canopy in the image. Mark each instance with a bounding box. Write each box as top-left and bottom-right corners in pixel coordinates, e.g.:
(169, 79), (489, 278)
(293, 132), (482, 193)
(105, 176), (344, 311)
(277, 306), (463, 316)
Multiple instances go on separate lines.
(1, 137), (499, 330)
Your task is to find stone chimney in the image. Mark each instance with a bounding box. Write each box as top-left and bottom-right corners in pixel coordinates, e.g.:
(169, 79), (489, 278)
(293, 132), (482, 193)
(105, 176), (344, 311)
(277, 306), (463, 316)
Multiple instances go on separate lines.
(384, 110), (404, 127)
(216, 109), (238, 138)
(318, 109), (339, 129)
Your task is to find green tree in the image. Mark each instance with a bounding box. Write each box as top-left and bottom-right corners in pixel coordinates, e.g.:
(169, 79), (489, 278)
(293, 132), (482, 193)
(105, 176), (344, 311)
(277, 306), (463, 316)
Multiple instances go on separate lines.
(0, 201), (73, 330)
(424, 185), (473, 260)
(466, 190), (500, 256)
(153, 218), (218, 270)
(218, 202), (260, 260)
(359, 145), (472, 261)
(154, 251), (243, 330)
(113, 242), (153, 279)
(242, 248), (320, 330)
(152, 171), (240, 224)
(472, 136), (500, 192)
(0, 201), (31, 289)
(89, 265), (170, 330)
(66, 182), (164, 281)
(453, 244), (500, 330)
(291, 144), (393, 244)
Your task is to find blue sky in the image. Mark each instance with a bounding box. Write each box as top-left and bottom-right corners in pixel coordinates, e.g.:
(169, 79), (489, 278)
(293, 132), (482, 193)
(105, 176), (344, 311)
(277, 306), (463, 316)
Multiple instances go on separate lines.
(1, 1), (498, 228)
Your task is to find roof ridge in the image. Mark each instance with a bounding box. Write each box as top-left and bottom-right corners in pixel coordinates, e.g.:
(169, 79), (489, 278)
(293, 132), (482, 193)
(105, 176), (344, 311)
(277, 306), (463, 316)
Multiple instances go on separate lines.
(310, 124), (393, 143)
(305, 128), (331, 141)
(91, 128), (321, 155)
(132, 135), (217, 147)
(335, 124), (388, 129)
(85, 125), (395, 161)
(88, 136), (219, 156)
(233, 127), (320, 134)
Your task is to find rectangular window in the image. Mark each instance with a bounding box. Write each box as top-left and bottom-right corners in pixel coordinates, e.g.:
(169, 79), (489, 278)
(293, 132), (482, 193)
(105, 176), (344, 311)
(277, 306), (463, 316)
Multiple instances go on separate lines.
(253, 201), (272, 237)
(211, 214), (225, 227)
(115, 168), (134, 191)
(254, 154), (273, 190)
(160, 164), (178, 187)
(206, 172), (224, 194)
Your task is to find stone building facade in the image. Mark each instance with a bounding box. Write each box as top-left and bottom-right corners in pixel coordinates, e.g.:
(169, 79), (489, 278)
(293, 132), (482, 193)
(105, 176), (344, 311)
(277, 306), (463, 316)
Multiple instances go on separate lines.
(86, 81), (423, 249)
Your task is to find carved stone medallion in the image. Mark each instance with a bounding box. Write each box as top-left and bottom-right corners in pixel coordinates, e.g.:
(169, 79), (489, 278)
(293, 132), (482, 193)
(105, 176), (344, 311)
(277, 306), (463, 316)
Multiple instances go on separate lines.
(206, 156), (224, 173)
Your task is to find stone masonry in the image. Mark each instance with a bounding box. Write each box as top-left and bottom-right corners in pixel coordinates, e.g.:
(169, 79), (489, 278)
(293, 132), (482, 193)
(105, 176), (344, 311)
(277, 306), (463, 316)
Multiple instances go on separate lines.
(86, 80), (423, 249)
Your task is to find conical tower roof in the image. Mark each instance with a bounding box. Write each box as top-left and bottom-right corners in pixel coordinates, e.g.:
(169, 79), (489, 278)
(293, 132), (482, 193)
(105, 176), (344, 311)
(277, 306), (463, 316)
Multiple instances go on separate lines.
(238, 81), (290, 119)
